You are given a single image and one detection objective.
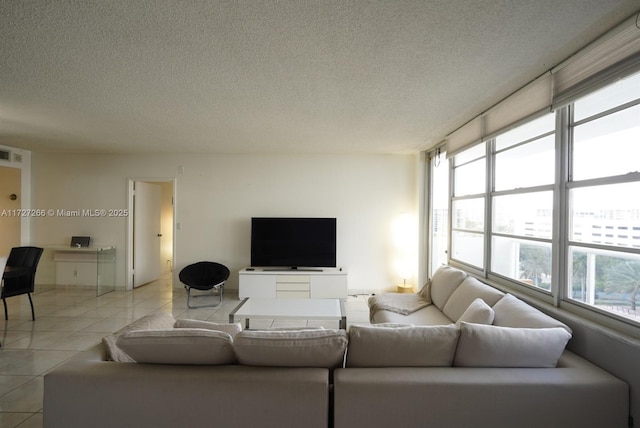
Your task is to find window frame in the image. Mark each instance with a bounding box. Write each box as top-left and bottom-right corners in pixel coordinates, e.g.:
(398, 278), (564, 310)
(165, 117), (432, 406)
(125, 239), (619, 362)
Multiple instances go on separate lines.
(558, 87), (640, 332)
(450, 142), (487, 272)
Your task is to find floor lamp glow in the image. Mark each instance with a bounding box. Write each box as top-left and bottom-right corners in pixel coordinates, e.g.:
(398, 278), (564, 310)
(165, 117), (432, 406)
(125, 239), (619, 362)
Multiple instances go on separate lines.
(393, 213), (416, 293)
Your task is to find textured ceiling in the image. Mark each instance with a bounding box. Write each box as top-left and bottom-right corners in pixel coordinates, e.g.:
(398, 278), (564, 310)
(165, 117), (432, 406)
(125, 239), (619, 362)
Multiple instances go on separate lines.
(1, 1), (639, 155)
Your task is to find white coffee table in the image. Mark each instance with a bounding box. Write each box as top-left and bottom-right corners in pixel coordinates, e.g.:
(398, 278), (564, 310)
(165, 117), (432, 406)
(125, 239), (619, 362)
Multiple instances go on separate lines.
(229, 298), (346, 329)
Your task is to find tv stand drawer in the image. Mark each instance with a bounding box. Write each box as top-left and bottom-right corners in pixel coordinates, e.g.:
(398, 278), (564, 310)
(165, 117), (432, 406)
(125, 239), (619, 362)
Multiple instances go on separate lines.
(277, 282), (311, 292)
(276, 291), (311, 299)
(276, 275), (311, 284)
(239, 268), (348, 299)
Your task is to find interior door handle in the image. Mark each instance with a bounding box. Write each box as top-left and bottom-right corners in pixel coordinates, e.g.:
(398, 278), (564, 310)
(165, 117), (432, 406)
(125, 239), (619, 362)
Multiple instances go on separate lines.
(157, 234), (163, 237)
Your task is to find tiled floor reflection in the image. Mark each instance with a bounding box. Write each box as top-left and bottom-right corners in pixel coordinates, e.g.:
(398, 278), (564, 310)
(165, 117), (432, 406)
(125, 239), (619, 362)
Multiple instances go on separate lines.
(0, 274), (371, 427)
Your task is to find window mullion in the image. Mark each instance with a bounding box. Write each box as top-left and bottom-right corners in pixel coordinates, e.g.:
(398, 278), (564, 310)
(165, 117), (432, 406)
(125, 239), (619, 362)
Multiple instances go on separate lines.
(484, 139), (494, 278)
(447, 154), (454, 266)
(554, 106), (571, 307)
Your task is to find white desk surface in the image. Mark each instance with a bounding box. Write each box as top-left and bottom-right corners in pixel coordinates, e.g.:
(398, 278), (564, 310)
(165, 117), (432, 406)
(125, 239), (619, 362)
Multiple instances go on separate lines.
(45, 245), (114, 252)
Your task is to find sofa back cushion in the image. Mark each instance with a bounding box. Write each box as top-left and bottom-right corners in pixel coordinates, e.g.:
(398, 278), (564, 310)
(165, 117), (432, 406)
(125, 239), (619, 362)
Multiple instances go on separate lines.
(116, 329), (236, 365)
(454, 322), (571, 368)
(103, 311), (176, 362)
(346, 324), (460, 367)
(234, 329), (348, 368)
(430, 266), (468, 310)
(492, 293), (572, 333)
(442, 276), (504, 321)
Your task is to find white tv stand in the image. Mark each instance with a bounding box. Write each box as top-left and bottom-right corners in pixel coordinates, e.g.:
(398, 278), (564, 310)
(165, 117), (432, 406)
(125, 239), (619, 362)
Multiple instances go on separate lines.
(238, 267), (348, 299)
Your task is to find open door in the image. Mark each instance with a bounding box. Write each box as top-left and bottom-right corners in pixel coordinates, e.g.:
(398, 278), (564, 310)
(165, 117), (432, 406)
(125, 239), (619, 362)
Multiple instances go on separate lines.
(0, 167), (21, 256)
(133, 181), (162, 287)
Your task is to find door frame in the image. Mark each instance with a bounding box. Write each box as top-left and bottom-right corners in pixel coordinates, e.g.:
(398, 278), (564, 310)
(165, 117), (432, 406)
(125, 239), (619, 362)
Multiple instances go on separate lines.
(126, 177), (177, 290)
(0, 145), (32, 245)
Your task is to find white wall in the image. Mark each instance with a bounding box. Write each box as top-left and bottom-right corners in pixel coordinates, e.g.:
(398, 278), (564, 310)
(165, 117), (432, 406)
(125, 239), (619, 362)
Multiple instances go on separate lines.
(30, 152), (417, 292)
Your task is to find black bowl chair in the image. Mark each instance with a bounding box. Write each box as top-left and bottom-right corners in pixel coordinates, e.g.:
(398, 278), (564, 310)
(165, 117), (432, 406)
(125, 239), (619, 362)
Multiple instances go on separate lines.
(2, 246), (44, 321)
(179, 261), (230, 309)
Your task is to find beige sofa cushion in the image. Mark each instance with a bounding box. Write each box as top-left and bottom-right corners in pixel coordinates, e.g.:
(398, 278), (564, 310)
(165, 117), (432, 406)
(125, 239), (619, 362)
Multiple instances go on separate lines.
(174, 319), (243, 338)
(102, 311), (176, 362)
(116, 329), (236, 365)
(234, 329), (348, 368)
(346, 324), (459, 367)
(454, 322), (571, 368)
(430, 266), (468, 310)
(455, 298), (495, 326)
(371, 304), (454, 325)
(493, 294), (572, 333)
(442, 276), (504, 321)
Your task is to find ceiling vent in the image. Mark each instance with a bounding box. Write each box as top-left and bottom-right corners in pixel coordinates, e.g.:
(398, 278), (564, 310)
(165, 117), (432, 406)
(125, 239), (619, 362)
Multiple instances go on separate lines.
(0, 150), (10, 161)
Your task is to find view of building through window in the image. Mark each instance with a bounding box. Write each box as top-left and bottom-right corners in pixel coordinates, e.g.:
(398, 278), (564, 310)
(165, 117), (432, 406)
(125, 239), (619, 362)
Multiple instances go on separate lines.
(491, 114), (555, 289)
(567, 71), (640, 321)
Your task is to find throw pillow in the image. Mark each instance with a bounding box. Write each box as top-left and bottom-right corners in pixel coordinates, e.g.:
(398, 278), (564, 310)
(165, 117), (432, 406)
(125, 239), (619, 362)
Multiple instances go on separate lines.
(346, 324), (460, 368)
(455, 298), (495, 326)
(233, 329), (348, 368)
(116, 328), (235, 365)
(442, 277), (504, 321)
(453, 322), (572, 368)
(102, 311), (176, 362)
(174, 319), (243, 338)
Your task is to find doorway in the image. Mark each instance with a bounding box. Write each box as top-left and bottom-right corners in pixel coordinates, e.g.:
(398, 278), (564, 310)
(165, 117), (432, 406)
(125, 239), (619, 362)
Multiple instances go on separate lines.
(127, 179), (175, 290)
(0, 166), (21, 256)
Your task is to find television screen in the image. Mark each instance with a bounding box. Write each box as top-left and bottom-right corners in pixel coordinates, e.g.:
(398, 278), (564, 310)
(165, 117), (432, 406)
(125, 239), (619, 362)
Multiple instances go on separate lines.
(251, 217), (337, 268)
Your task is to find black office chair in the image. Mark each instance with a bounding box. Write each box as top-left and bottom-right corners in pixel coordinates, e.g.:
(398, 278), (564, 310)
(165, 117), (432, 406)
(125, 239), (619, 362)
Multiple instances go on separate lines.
(2, 246), (44, 321)
(179, 261), (230, 309)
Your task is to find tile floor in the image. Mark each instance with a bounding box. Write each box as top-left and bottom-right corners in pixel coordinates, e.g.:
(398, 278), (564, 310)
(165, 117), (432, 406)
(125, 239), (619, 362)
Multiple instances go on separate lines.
(0, 274), (371, 427)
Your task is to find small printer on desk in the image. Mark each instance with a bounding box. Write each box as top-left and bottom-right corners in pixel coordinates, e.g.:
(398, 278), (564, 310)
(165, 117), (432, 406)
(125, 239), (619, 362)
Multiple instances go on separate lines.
(70, 236), (91, 248)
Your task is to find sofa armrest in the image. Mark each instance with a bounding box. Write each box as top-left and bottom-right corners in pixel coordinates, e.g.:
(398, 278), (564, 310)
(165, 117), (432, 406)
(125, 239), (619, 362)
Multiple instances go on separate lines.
(333, 351), (628, 428)
(44, 357), (329, 428)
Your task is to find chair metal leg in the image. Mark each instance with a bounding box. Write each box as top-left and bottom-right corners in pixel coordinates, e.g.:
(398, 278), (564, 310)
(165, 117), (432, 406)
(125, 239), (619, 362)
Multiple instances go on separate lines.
(27, 293), (35, 321)
(185, 285), (224, 309)
(2, 298), (7, 321)
(214, 285), (223, 306)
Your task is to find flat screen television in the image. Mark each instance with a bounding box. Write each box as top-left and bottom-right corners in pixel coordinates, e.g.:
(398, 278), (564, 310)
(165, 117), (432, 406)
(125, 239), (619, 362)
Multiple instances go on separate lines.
(251, 217), (336, 269)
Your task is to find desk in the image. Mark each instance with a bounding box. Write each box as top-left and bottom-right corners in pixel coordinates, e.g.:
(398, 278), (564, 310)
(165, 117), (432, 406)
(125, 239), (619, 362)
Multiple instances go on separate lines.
(46, 246), (116, 296)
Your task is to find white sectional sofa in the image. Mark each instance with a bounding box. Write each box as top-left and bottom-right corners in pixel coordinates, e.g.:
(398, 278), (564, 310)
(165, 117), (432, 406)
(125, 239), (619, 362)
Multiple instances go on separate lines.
(44, 313), (346, 428)
(44, 265), (629, 428)
(335, 265), (629, 427)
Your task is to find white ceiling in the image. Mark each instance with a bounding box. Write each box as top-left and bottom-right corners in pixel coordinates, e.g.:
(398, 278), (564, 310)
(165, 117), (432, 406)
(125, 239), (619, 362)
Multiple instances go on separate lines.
(1, 1), (639, 155)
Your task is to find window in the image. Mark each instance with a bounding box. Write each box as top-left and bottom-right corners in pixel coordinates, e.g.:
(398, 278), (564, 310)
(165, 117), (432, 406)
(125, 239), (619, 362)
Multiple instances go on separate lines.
(430, 18), (640, 335)
(491, 114), (555, 290)
(444, 70), (640, 329)
(566, 70), (640, 322)
(429, 149), (449, 275)
(451, 142), (486, 268)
